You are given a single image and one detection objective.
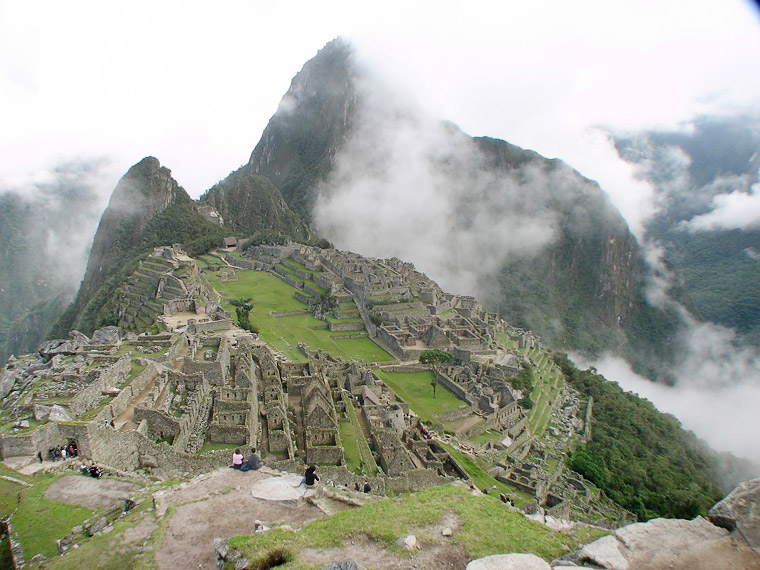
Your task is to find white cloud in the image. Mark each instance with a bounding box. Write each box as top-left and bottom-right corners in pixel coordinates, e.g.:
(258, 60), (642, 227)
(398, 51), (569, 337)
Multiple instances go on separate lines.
(576, 315), (760, 464)
(313, 72), (562, 296)
(684, 182), (760, 231)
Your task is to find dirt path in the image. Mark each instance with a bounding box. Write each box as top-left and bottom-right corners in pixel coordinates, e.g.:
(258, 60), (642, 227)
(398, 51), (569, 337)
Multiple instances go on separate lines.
(153, 468), (327, 570)
(45, 475), (140, 511)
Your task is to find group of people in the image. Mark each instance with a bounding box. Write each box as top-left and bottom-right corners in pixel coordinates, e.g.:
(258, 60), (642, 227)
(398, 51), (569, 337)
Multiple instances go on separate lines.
(79, 462), (102, 478)
(231, 447), (263, 472)
(420, 425), (433, 440)
(40, 440), (79, 463)
(231, 452), (374, 496)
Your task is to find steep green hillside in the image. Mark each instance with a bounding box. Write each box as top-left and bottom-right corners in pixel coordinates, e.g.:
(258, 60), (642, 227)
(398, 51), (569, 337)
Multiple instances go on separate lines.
(200, 165), (311, 240)
(53, 158), (226, 336)
(554, 354), (724, 520)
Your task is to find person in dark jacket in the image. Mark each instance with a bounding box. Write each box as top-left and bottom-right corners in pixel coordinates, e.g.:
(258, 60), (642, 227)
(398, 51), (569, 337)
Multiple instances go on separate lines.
(304, 465), (319, 487)
(246, 447), (263, 471)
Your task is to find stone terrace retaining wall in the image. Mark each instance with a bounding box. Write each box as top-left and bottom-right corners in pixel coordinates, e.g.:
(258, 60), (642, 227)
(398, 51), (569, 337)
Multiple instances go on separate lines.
(86, 423), (229, 474)
(69, 356), (132, 417)
(95, 364), (164, 425)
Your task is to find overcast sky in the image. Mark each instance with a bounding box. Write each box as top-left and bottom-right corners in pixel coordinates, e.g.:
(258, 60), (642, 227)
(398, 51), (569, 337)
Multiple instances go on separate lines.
(2, 0), (759, 233)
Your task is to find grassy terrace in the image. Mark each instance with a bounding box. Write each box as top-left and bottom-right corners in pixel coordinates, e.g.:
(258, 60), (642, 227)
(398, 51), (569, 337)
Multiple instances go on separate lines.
(205, 269), (393, 364)
(466, 429), (504, 446)
(0, 468), (99, 560)
(340, 393), (379, 476)
(228, 484), (584, 569)
(0, 468), (156, 569)
(374, 369), (464, 428)
(510, 341), (564, 438)
(441, 443), (534, 506)
(282, 257), (317, 274)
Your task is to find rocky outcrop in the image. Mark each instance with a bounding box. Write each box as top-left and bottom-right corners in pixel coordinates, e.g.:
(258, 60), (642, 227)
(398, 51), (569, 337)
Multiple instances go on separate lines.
(467, 554), (551, 570)
(91, 326), (122, 345)
(247, 38), (356, 219)
(709, 477), (760, 550)
(560, 514), (760, 570)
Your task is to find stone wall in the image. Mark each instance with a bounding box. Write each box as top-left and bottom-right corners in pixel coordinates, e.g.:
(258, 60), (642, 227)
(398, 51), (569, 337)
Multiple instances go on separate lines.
(95, 364), (164, 425)
(306, 444), (343, 465)
(270, 269), (301, 289)
(433, 368), (474, 406)
(207, 424), (247, 444)
(295, 292), (312, 304)
(1, 421), (92, 459)
(172, 381), (212, 452)
(328, 321), (365, 332)
(384, 468), (453, 493)
(133, 408), (180, 440)
(160, 334), (189, 365)
(68, 356), (132, 417)
(85, 423), (229, 474)
(188, 319), (233, 333)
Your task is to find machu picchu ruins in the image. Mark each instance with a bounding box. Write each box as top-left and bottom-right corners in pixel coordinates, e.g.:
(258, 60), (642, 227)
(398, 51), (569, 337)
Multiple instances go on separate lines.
(0, 239), (633, 540)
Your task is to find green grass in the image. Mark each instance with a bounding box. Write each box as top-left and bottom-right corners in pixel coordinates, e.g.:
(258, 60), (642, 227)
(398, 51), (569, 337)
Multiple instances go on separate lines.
(339, 421), (362, 474)
(0, 464), (32, 516)
(228, 484), (581, 569)
(342, 394), (379, 476)
(374, 370), (464, 426)
(282, 258), (317, 274)
(466, 430), (503, 446)
(441, 444), (534, 506)
(206, 270), (393, 363)
(325, 315), (363, 324)
(11, 473), (95, 559)
(129, 361), (148, 380)
(45, 501), (156, 570)
(527, 354), (563, 437)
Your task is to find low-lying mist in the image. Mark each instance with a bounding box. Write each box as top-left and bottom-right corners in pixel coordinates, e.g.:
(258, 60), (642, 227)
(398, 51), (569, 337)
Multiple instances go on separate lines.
(0, 158), (118, 301)
(314, 73), (566, 299)
(575, 317), (760, 467)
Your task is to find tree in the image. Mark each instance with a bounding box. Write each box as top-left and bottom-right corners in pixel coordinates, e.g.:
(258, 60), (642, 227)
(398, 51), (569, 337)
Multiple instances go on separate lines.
(230, 297), (255, 332)
(419, 349), (454, 364)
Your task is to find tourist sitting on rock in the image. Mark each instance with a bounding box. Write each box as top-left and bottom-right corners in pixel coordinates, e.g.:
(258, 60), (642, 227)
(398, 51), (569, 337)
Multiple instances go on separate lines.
(79, 463), (89, 475)
(363, 479), (371, 493)
(231, 449), (244, 469)
(304, 465), (319, 488)
(245, 447), (263, 471)
(89, 465), (102, 479)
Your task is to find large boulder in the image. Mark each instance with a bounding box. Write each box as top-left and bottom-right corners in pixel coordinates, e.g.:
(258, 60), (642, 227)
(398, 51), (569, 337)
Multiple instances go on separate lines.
(38, 339), (72, 360)
(48, 404), (74, 422)
(580, 534), (629, 569)
(573, 515), (759, 569)
(466, 553), (550, 570)
(709, 478), (760, 550)
(0, 369), (17, 399)
(34, 404), (52, 421)
(69, 330), (91, 345)
(91, 326), (122, 346)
